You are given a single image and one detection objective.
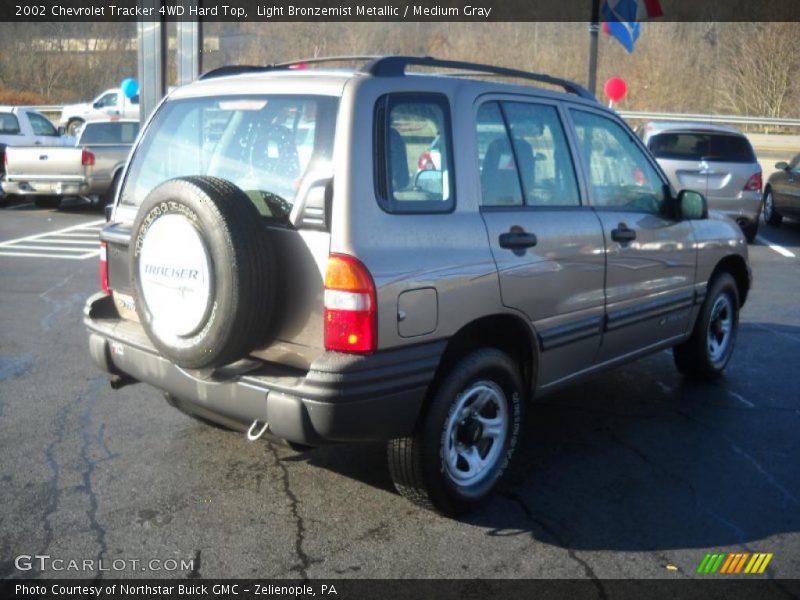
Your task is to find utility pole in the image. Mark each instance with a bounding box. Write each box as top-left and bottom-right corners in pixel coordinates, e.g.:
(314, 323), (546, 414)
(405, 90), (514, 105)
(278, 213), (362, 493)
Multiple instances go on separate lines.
(587, 0), (601, 97)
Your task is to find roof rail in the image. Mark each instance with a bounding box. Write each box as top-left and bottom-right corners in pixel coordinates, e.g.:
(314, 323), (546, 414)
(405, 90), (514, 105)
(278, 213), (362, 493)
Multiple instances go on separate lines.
(199, 65), (272, 80)
(362, 56), (595, 100)
(200, 56), (383, 80)
(199, 55), (595, 101)
(271, 55), (382, 68)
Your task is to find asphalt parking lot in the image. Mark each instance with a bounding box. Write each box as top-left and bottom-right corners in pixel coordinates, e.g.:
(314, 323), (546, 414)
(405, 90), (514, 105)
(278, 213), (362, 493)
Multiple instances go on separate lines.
(0, 198), (798, 583)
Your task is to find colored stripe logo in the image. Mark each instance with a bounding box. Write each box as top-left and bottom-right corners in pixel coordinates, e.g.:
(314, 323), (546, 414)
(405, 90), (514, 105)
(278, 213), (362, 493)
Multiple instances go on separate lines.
(697, 553), (773, 574)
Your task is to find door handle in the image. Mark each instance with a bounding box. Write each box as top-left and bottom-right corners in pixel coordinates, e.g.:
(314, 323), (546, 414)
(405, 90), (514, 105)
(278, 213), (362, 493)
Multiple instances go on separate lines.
(499, 230), (538, 250)
(611, 224), (636, 243)
(34, 141), (42, 145)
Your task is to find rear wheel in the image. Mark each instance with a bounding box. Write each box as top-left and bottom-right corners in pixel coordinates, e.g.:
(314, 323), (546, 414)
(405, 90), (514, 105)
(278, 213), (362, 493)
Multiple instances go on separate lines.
(763, 190), (782, 226)
(741, 220), (758, 243)
(388, 348), (525, 515)
(674, 272), (739, 381)
(66, 118), (84, 137)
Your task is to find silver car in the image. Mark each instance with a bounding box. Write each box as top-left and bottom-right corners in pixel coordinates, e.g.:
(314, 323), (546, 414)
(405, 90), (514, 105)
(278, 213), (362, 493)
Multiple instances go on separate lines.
(639, 122), (762, 242)
(84, 56), (751, 515)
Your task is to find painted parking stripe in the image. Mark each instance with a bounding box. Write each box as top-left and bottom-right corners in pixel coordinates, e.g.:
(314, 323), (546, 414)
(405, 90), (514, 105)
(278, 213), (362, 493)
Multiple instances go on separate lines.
(0, 219), (103, 260)
(755, 235), (796, 258)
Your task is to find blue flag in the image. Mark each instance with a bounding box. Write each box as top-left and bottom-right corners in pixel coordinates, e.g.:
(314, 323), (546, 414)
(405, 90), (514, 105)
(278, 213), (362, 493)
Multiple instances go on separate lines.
(602, 0), (643, 53)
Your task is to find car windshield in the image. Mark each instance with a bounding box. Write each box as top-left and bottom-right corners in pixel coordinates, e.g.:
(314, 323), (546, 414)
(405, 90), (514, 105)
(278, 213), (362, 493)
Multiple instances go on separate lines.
(80, 122), (140, 144)
(120, 95), (338, 222)
(648, 131), (756, 163)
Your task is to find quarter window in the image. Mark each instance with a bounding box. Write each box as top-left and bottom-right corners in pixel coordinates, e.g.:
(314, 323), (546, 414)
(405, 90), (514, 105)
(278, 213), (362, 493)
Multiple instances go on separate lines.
(570, 109), (665, 213)
(375, 94), (454, 213)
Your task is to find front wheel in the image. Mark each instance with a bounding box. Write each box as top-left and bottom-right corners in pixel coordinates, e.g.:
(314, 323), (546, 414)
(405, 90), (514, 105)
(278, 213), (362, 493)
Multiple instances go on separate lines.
(674, 272), (739, 381)
(763, 190), (782, 226)
(388, 348), (525, 515)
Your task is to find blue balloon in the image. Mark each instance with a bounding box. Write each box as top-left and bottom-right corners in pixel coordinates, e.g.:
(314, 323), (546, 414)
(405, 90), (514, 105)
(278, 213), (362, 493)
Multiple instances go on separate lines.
(120, 78), (139, 99)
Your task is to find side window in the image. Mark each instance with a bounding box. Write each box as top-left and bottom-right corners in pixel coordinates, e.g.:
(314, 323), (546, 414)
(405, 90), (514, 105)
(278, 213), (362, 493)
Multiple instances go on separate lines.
(27, 112), (58, 137)
(96, 93), (118, 108)
(503, 102), (580, 207)
(0, 113), (21, 135)
(476, 102), (523, 207)
(376, 94), (454, 213)
(570, 109), (665, 213)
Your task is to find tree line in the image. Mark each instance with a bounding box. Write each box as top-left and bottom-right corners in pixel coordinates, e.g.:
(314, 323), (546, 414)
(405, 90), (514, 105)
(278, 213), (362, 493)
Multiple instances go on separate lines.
(0, 21), (796, 119)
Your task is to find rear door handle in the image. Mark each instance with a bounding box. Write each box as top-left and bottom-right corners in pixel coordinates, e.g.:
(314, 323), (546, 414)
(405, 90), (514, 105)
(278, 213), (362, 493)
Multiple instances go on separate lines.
(499, 231), (538, 250)
(611, 224), (636, 243)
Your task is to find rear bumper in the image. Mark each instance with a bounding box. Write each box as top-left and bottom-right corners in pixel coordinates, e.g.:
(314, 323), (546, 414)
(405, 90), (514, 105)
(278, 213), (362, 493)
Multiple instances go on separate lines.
(707, 191), (762, 224)
(1, 178), (90, 197)
(84, 293), (443, 445)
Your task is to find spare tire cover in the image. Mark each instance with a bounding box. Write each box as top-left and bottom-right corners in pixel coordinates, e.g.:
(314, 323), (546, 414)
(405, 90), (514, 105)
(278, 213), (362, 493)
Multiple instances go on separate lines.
(131, 176), (275, 369)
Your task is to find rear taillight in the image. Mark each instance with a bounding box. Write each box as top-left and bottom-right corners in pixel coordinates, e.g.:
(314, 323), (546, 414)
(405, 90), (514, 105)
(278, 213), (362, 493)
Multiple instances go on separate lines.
(417, 151), (435, 171)
(324, 254), (376, 353)
(743, 172), (762, 192)
(99, 241), (110, 295)
(81, 149), (95, 166)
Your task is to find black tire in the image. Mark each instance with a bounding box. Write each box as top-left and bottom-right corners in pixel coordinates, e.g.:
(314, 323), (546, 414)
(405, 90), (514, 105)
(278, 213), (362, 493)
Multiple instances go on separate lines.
(103, 171), (122, 206)
(34, 196), (61, 209)
(388, 348), (525, 515)
(763, 189), (782, 227)
(673, 272), (739, 381)
(741, 220), (758, 244)
(66, 118), (84, 137)
(130, 176), (276, 370)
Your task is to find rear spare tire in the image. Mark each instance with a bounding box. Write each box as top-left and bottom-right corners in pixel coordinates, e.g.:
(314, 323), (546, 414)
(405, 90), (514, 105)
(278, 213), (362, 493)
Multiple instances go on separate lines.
(130, 176), (276, 369)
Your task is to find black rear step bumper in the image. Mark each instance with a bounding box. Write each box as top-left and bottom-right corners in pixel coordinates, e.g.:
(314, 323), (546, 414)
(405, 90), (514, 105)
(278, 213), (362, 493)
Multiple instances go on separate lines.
(84, 293), (445, 445)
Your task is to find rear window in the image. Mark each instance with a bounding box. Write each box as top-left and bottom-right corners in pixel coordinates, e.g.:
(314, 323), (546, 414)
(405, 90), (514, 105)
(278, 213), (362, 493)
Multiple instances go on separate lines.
(648, 132), (756, 163)
(80, 122), (140, 144)
(0, 113), (21, 135)
(120, 95), (337, 223)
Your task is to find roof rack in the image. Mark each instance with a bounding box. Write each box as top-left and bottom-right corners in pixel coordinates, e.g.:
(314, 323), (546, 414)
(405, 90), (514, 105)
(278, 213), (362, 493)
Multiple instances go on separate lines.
(199, 55), (595, 100)
(362, 56), (594, 100)
(200, 56), (382, 80)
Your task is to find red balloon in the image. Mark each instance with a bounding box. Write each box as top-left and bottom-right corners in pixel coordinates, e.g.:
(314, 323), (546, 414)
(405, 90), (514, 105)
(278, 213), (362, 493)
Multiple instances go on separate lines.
(604, 77), (628, 103)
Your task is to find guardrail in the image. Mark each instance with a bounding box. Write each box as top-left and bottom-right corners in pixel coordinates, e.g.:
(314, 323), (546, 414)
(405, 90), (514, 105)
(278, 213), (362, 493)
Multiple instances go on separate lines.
(618, 111), (800, 128)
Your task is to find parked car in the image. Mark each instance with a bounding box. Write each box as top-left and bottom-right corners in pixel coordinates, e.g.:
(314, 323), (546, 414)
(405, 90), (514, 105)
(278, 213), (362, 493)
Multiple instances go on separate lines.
(58, 88), (140, 137)
(84, 56), (750, 515)
(0, 106), (72, 205)
(2, 119), (139, 208)
(763, 153), (800, 226)
(638, 122), (762, 242)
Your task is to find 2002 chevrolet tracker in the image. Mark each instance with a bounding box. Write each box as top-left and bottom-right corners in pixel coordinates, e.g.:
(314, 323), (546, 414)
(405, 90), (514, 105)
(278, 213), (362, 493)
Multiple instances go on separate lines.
(85, 56), (751, 515)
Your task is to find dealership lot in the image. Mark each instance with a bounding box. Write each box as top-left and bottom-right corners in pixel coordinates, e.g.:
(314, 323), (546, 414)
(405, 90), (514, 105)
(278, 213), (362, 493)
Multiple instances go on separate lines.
(0, 204), (798, 581)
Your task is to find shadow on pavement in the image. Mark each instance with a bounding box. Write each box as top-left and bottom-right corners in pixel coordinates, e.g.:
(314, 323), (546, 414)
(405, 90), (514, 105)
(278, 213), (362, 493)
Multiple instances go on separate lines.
(300, 321), (800, 551)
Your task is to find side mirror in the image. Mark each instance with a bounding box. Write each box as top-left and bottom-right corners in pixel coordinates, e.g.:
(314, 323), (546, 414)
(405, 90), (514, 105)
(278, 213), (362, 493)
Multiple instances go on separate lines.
(414, 169), (443, 195)
(92, 101), (102, 109)
(775, 161), (789, 171)
(678, 189), (708, 220)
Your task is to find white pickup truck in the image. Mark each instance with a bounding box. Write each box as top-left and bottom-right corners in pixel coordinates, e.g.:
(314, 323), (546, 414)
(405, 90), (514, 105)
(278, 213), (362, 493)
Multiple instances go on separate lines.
(0, 106), (74, 205)
(59, 88), (141, 137)
(2, 119), (139, 208)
